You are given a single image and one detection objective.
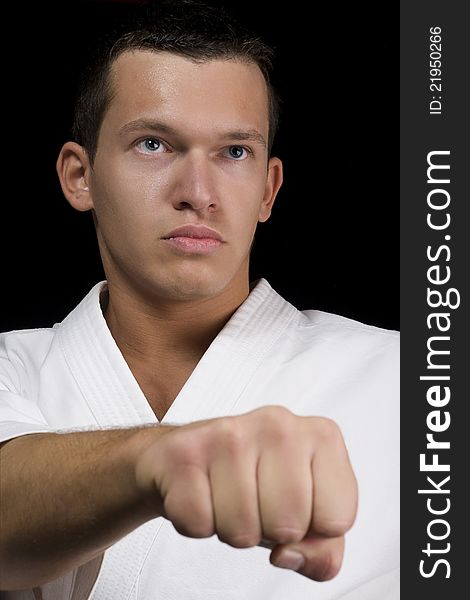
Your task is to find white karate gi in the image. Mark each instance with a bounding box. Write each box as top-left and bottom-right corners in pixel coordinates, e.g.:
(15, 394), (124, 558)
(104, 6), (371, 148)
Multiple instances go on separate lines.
(0, 279), (400, 599)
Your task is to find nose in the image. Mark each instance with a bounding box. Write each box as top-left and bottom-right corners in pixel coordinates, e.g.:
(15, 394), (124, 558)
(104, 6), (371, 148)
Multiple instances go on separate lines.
(172, 151), (219, 213)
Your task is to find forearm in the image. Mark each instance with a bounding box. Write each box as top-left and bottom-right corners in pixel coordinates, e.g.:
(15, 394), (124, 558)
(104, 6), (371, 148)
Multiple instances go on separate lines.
(0, 426), (171, 590)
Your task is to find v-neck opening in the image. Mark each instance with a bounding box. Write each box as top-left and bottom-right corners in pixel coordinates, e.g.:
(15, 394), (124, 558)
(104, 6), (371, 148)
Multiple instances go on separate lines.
(57, 279), (299, 428)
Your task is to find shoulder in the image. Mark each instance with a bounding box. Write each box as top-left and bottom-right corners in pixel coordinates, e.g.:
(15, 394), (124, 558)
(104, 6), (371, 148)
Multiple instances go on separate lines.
(0, 327), (57, 391)
(0, 282), (105, 390)
(299, 308), (399, 343)
(257, 280), (399, 369)
(1, 326), (57, 358)
(283, 311), (399, 402)
(288, 306), (399, 361)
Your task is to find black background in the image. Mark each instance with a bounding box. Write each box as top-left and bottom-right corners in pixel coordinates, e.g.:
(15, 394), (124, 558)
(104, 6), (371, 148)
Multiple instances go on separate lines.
(1, 0), (397, 332)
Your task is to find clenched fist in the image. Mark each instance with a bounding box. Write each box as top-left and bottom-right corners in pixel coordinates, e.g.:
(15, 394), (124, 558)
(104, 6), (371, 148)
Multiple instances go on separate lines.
(135, 405), (357, 581)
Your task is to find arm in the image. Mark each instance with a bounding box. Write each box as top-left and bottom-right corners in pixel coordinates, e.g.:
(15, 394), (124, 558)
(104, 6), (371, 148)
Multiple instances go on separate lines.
(1, 406), (357, 591)
(0, 426), (171, 590)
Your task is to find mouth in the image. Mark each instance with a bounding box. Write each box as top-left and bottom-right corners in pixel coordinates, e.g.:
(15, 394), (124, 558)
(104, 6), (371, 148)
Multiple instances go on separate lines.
(162, 224), (224, 255)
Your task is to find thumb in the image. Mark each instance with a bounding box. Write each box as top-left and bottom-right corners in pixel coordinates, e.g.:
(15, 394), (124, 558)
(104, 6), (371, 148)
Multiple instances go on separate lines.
(269, 535), (345, 581)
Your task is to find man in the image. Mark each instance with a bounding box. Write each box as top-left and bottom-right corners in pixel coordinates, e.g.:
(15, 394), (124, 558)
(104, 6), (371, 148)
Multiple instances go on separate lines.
(0, 1), (399, 598)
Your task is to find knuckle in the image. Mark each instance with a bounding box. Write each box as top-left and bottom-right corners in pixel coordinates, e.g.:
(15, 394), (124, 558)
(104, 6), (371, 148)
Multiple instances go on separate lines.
(214, 417), (246, 455)
(215, 505), (260, 548)
(314, 417), (344, 446)
(219, 530), (261, 549)
(257, 405), (297, 441)
(165, 498), (214, 539)
(173, 519), (214, 539)
(163, 430), (199, 464)
(315, 517), (355, 537)
(260, 405), (294, 425)
(266, 526), (305, 545)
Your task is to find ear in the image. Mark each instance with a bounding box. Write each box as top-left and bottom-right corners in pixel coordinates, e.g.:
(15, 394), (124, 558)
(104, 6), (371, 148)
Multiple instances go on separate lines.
(258, 156), (283, 223)
(56, 142), (94, 212)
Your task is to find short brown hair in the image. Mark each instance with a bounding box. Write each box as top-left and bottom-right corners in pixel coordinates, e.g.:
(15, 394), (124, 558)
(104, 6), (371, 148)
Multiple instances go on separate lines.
(72, 0), (280, 164)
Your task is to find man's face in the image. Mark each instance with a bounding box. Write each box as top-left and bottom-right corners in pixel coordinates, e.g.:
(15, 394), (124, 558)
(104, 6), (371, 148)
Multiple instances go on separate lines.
(86, 50), (282, 302)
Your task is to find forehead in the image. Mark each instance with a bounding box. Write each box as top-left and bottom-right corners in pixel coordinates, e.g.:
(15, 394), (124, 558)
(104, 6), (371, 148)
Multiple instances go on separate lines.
(103, 50), (269, 139)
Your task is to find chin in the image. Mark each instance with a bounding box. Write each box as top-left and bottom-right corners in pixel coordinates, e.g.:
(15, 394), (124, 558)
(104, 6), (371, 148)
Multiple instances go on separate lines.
(159, 270), (233, 302)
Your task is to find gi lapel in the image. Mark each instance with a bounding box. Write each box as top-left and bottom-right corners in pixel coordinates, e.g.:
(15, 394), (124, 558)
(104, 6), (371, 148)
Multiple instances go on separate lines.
(161, 278), (299, 423)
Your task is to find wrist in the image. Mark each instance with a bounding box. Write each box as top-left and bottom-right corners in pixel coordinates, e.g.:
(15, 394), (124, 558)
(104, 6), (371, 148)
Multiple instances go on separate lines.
(127, 425), (176, 517)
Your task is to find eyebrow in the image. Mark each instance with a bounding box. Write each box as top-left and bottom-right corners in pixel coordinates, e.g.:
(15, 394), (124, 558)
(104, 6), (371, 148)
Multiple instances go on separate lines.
(118, 118), (267, 148)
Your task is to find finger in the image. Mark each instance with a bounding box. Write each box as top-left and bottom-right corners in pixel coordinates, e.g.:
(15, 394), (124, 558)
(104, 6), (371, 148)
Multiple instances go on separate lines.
(258, 538), (275, 550)
(257, 436), (312, 545)
(209, 446), (261, 548)
(310, 419), (358, 537)
(162, 464), (215, 539)
(270, 535), (345, 581)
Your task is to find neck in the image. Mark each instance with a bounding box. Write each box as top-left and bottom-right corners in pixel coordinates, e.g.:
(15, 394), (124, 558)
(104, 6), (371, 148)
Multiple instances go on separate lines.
(102, 278), (250, 369)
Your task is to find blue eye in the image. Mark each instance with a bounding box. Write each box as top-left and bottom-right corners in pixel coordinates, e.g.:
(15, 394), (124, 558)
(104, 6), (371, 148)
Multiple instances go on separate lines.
(137, 138), (165, 153)
(227, 146), (249, 160)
